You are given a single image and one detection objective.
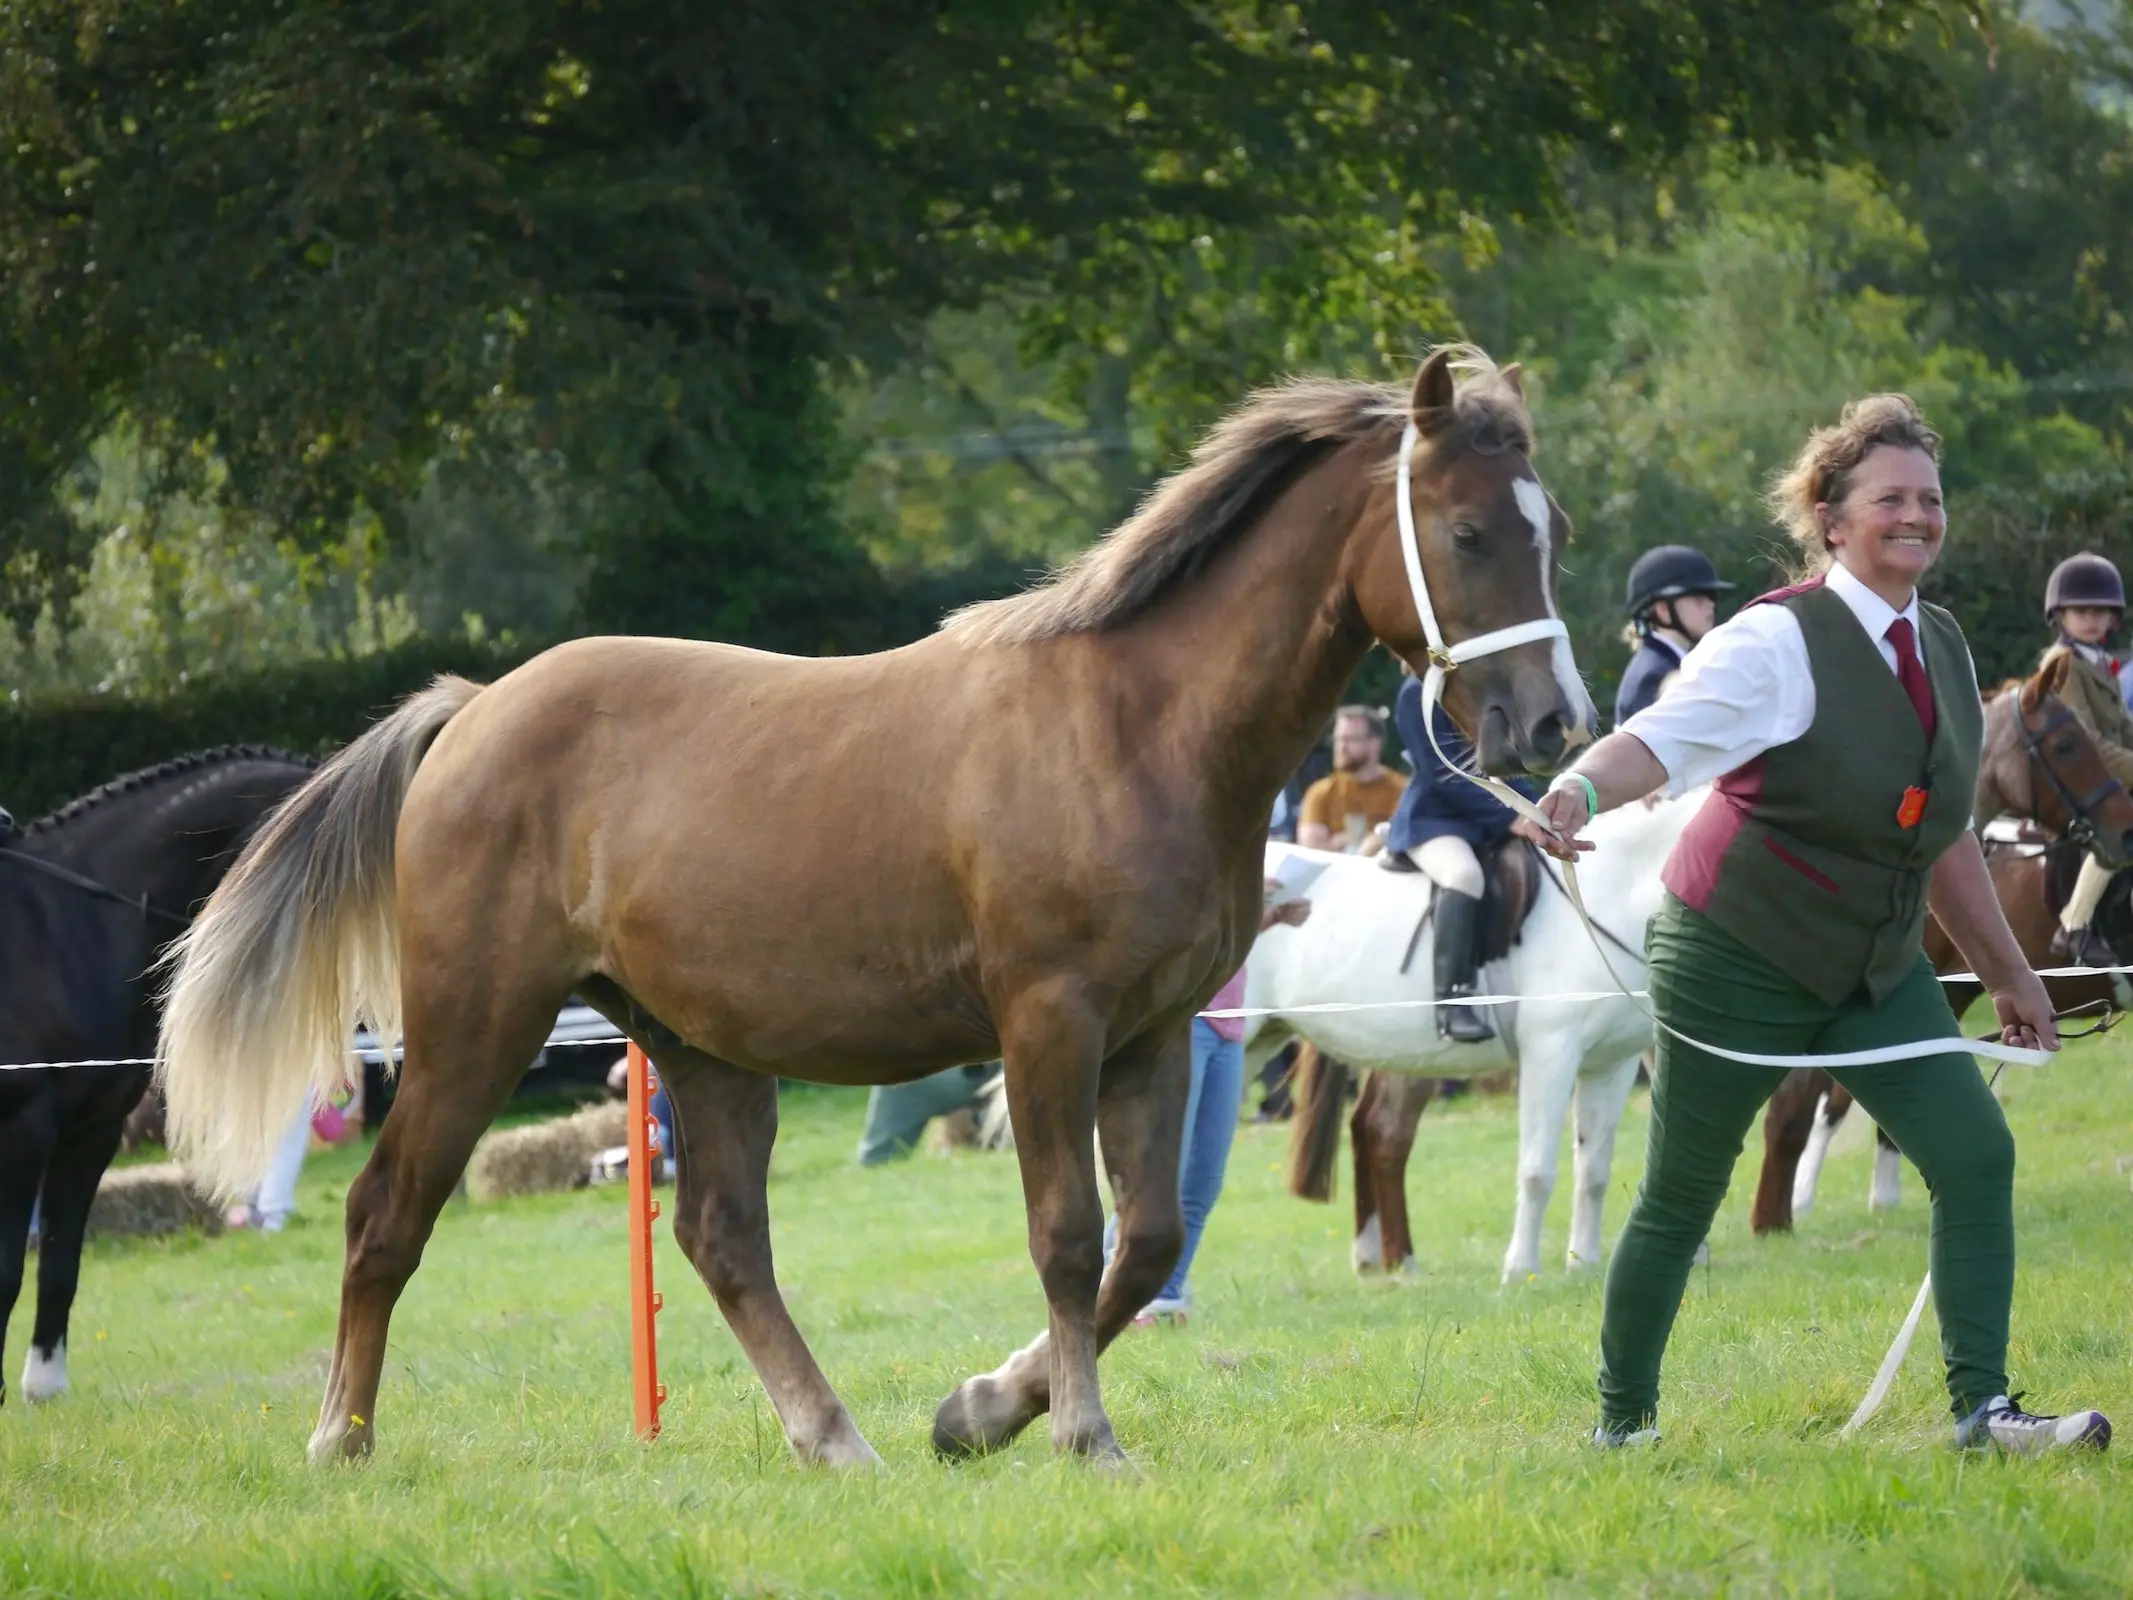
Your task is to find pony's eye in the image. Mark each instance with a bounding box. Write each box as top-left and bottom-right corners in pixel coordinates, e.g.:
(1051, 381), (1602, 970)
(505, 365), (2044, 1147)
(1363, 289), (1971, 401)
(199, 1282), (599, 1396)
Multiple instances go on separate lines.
(1451, 522), (1482, 550)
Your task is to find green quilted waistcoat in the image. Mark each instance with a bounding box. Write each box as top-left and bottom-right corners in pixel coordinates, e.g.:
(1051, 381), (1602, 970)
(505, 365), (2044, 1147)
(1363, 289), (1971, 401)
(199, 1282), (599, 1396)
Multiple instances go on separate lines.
(1659, 579), (1983, 1007)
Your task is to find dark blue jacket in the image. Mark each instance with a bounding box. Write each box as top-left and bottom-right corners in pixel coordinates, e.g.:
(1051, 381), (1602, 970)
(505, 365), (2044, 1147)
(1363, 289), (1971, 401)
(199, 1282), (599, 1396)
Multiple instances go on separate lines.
(1386, 677), (1536, 853)
(1613, 634), (1685, 728)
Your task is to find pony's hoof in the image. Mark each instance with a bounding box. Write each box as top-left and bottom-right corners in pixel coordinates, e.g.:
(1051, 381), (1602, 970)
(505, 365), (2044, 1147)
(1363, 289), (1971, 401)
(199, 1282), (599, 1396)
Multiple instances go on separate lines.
(932, 1379), (1033, 1460)
(1086, 1441), (1143, 1479)
(20, 1344), (68, 1404)
(809, 1434), (885, 1471)
(306, 1415), (375, 1466)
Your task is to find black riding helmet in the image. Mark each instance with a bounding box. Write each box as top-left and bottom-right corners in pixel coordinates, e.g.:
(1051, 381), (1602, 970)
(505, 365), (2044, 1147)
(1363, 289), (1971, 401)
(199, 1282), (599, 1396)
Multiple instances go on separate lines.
(2044, 552), (2126, 619)
(1626, 545), (1734, 620)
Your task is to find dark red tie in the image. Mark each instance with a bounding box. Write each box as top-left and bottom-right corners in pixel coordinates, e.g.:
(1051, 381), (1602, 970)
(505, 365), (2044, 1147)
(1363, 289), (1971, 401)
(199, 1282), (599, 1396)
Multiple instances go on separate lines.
(1886, 617), (1936, 740)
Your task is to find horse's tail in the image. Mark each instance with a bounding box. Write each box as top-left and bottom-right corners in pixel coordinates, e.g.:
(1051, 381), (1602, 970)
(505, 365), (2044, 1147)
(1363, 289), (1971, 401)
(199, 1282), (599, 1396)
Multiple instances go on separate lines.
(158, 675), (484, 1198)
(1285, 1042), (1350, 1202)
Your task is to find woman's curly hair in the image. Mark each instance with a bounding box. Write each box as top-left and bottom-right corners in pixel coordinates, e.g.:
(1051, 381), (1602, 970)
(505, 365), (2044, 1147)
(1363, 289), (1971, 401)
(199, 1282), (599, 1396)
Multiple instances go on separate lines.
(1767, 394), (1943, 572)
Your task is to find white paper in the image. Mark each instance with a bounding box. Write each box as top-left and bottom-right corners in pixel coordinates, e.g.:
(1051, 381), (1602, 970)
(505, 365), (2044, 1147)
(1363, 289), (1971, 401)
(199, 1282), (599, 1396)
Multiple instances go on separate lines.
(1262, 845), (1332, 907)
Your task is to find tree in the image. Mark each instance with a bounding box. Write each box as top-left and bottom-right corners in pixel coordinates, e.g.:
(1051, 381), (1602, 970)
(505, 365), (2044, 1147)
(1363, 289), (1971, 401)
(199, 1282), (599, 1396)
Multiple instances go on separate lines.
(1, 0), (1972, 649)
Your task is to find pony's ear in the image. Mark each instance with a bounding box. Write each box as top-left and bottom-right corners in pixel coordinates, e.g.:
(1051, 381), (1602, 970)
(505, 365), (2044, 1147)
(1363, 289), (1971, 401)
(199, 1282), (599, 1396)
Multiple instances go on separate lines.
(1409, 348), (1458, 436)
(2025, 650), (2071, 712)
(1499, 361), (1525, 399)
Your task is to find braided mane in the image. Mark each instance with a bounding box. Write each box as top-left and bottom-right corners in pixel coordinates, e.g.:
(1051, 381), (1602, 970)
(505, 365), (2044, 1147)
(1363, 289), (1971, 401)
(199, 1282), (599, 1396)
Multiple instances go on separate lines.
(27, 745), (318, 835)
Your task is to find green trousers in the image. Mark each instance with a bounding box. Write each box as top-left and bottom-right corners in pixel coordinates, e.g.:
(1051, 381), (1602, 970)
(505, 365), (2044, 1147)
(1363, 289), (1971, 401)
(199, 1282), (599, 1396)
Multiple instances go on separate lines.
(1597, 897), (2016, 1431)
(855, 1063), (997, 1167)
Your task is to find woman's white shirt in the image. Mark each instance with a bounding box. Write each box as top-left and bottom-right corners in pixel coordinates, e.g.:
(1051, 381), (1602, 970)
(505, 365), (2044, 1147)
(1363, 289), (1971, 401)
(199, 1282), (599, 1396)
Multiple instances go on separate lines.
(1620, 561), (1959, 798)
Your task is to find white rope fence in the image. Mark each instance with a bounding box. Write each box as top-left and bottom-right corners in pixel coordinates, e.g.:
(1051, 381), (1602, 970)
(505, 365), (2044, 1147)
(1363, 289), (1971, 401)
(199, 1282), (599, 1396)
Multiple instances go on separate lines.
(7, 964), (2130, 1072)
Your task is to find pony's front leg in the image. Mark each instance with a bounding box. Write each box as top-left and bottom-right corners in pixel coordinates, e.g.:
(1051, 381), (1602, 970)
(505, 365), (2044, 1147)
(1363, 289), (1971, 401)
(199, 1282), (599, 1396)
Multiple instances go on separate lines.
(935, 1003), (1178, 1467)
(662, 1049), (879, 1468)
(1502, 1036), (1578, 1284)
(1567, 1051), (1641, 1272)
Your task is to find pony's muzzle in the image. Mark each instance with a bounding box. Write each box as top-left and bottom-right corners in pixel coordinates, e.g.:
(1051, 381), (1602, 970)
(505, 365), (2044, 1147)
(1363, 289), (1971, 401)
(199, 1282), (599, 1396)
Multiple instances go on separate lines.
(1474, 695), (1593, 777)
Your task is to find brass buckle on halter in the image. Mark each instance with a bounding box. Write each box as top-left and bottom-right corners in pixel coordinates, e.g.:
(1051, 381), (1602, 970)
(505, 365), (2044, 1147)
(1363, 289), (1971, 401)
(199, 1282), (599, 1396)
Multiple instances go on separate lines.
(1427, 644), (1459, 672)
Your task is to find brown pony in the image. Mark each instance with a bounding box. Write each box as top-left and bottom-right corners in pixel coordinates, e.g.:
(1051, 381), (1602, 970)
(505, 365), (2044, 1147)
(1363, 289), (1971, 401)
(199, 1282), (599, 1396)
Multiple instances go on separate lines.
(1750, 654), (2133, 1233)
(157, 348), (1595, 1470)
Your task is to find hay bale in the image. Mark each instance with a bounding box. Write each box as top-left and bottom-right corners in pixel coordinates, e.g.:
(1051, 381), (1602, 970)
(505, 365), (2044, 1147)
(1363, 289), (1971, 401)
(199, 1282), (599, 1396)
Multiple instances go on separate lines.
(465, 1100), (631, 1201)
(927, 1107), (982, 1153)
(87, 1163), (222, 1239)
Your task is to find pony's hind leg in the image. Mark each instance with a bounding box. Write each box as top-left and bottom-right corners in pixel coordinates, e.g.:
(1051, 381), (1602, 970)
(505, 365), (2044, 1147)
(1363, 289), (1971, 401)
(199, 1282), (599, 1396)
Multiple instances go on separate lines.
(309, 977), (565, 1465)
(1751, 1068), (1826, 1234)
(659, 1048), (879, 1468)
(934, 1011), (1176, 1466)
(21, 1069), (144, 1402)
(1350, 1072), (1381, 1272)
(1368, 1075), (1430, 1276)
(0, 1099), (59, 1407)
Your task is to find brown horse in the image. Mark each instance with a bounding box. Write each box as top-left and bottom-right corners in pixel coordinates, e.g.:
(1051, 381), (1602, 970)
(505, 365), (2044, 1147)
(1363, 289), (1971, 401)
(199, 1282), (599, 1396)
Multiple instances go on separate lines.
(157, 348), (1595, 1470)
(1750, 655), (2133, 1233)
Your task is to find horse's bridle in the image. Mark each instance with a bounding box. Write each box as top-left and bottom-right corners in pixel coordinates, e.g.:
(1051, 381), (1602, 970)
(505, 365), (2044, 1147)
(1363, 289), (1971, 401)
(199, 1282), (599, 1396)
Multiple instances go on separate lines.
(1393, 420), (1571, 809)
(0, 844), (192, 928)
(2012, 699), (2126, 860)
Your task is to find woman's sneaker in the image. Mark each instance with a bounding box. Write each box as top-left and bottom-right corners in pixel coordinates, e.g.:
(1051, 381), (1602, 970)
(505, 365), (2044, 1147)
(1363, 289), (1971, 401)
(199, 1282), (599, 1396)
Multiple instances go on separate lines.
(1590, 1421), (1661, 1450)
(1130, 1296), (1188, 1329)
(1956, 1394), (2111, 1455)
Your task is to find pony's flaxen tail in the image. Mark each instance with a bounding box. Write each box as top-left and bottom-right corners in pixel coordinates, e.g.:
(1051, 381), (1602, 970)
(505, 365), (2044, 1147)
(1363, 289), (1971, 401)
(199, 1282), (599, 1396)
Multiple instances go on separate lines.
(157, 675), (484, 1199)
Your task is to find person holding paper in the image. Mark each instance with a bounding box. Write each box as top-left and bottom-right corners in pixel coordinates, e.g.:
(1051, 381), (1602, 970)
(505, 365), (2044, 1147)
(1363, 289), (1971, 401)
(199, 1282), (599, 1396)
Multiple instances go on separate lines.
(1517, 394), (2105, 1456)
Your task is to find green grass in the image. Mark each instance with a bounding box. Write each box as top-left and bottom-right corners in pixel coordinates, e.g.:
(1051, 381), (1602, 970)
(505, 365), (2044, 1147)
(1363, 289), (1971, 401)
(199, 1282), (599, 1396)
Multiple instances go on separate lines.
(6, 1030), (2131, 1598)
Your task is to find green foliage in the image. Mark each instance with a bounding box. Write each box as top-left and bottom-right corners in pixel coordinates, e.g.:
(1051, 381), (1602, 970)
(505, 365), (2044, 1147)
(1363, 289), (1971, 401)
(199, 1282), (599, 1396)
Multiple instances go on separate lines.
(1465, 155), (2131, 701)
(1, 635), (543, 819)
(0, 0), (1970, 656)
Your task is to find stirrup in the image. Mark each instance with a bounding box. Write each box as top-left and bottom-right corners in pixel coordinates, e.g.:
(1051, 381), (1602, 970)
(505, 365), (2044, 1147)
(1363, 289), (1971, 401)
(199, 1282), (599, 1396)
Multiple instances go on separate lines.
(1437, 987), (1496, 1043)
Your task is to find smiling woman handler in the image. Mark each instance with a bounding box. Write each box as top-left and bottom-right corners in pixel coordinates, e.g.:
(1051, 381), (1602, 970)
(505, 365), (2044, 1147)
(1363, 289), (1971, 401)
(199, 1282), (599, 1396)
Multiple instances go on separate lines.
(1519, 394), (2111, 1455)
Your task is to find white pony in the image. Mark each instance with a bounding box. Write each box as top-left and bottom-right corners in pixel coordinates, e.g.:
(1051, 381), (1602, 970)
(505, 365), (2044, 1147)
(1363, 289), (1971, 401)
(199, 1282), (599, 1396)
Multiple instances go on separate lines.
(1241, 789), (1700, 1282)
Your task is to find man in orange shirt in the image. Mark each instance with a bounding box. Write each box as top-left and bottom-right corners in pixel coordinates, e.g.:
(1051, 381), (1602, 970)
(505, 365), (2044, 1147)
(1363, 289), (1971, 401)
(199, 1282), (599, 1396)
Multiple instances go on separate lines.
(1298, 705), (1408, 851)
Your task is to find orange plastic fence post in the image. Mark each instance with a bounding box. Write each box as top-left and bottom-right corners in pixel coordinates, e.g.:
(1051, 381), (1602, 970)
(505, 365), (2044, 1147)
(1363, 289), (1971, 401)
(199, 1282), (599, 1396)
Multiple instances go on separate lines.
(626, 1042), (666, 1441)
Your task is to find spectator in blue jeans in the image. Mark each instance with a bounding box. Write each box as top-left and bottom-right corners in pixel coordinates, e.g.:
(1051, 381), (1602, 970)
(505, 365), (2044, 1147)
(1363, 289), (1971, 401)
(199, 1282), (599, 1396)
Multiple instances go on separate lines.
(1109, 879), (1310, 1325)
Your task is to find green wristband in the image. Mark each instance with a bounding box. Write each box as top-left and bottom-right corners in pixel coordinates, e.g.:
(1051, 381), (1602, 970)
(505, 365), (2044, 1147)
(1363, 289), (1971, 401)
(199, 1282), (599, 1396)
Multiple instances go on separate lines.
(1560, 771), (1599, 817)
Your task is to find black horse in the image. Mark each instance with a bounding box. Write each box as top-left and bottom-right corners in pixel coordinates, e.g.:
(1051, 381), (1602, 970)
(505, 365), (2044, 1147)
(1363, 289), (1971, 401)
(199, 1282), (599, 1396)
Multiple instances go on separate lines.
(0, 747), (314, 1406)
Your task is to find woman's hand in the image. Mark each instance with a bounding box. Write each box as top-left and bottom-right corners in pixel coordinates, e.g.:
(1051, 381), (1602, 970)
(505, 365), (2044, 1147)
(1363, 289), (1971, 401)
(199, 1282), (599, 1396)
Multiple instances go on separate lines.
(1929, 832), (2058, 1052)
(1507, 734), (1668, 862)
(1990, 968), (2060, 1053)
(1513, 783), (1597, 863)
(1261, 877), (1311, 930)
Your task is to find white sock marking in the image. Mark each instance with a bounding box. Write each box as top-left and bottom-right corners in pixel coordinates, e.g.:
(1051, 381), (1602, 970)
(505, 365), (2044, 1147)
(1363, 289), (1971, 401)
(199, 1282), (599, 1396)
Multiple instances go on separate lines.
(21, 1340), (68, 1403)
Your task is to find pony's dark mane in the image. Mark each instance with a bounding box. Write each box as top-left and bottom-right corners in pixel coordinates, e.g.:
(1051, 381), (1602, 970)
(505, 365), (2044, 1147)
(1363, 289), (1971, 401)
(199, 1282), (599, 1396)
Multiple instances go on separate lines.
(942, 350), (1534, 648)
(27, 745), (318, 836)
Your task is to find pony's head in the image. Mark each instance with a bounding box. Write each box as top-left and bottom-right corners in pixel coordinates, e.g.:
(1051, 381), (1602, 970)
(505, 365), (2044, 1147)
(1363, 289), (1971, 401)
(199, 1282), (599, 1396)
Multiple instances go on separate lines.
(1346, 346), (1595, 774)
(1980, 654), (2133, 869)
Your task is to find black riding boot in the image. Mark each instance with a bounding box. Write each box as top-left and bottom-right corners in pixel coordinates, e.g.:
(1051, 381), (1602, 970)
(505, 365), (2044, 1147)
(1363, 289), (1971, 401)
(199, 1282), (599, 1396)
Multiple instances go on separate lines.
(1432, 889), (1495, 1044)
